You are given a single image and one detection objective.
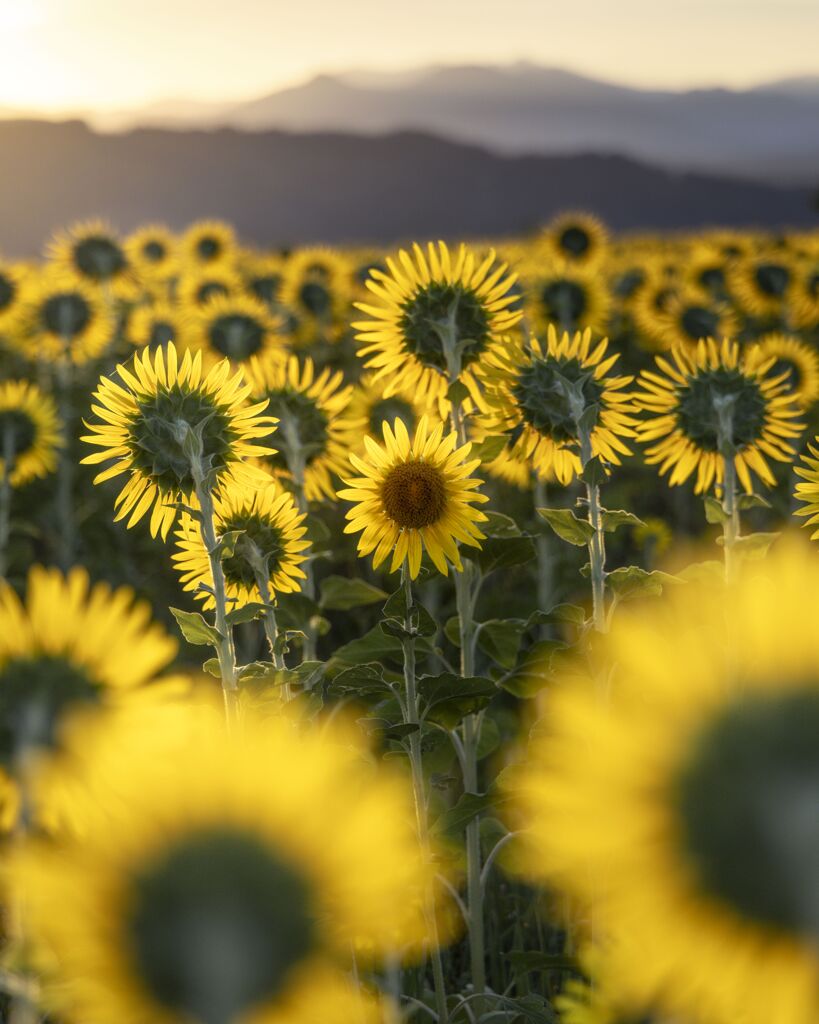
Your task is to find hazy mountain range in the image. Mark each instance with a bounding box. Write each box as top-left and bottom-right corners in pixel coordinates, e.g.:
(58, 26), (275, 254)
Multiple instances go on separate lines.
(29, 63), (819, 187)
(0, 119), (814, 258)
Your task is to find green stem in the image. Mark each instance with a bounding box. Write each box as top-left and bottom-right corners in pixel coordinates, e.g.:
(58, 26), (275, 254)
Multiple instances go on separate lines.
(253, 571), (291, 701)
(280, 418), (318, 662)
(580, 432), (607, 633)
(0, 427), (15, 578)
(56, 357), (75, 570)
(193, 480), (241, 729)
(721, 454), (740, 582)
(533, 476), (552, 615)
(400, 567), (449, 1024)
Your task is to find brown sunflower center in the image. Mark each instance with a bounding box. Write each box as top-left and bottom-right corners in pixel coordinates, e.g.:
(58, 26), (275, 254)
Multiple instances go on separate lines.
(381, 461), (447, 529)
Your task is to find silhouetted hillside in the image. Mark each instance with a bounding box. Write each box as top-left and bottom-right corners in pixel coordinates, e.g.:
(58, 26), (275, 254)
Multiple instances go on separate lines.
(0, 120), (814, 257)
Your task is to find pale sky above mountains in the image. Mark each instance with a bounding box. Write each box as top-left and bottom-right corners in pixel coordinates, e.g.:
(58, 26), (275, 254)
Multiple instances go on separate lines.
(1, 0), (817, 113)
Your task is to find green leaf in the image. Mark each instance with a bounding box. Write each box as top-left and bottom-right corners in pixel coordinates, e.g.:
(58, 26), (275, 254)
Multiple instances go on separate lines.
(226, 602), (268, 627)
(319, 575), (388, 611)
(606, 565), (682, 599)
(274, 592), (320, 631)
(169, 607), (222, 646)
(202, 657), (221, 677)
(327, 662), (393, 698)
(678, 559), (725, 582)
(326, 626), (403, 675)
(304, 516), (332, 553)
(537, 508), (595, 546)
(500, 640), (567, 698)
(531, 603), (586, 628)
(482, 511), (522, 538)
(214, 529), (244, 560)
(471, 434), (509, 463)
(476, 715), (501, 760)
(431, 791), (494, 837)
(447, 379), (471, 405)
(444, 616), (461, 647)
(704, 495), (728, 524)
(718, 531), (780, 559)
(418, 672), (497, 728)
(579, 455), (607, 486)
(477, 618), (527, 669)
(472, 535), (536, 573)
(600, 509), (646, 532)
(738, 493), (771, 510)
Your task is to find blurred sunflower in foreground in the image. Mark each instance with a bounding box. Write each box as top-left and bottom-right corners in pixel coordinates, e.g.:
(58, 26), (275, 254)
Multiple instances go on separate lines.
(0, 566), (175, 828)
(81, 344), (276, 539)
(340, 415), (488, 579)
(12, 709), (435, 1024)
(514, 537), (819, 1024)
(478, 326), (637, 484)
(353, 241), (521, 412)
(635, 338), (803, 493)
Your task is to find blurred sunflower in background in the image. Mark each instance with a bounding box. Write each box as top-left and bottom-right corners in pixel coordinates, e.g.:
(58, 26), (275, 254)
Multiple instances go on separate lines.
(340, 415), (488, 578)
(125, 224), (179, 285)
(48, 220), (134, 297)
(729, 250), (796, 320)
(0, 260), (30, 339)
(683, 243), (731, 300)
(541, 211), (609, 268)
(176, 263), (241, 309)
(514, 540), (819, 1024)
(173, 479), (309, 610)
(631, 269), (680, 347)
(478, 326), (637, 485)
(0, 565), (175, 828)
(347, 372), (425, 446)
(81, 344), (276, 539)
(240, 251), (286, 308)
(246, 353), (362, 503)
(181, 219), (237, 269)
(126, 300), (186, 349)
(635, 338), (803, 493)
(23, 269), (113, 365)
(187, 292), (282, 365)
(526, 264), (610, 337)
(279, 247), (351, 340)
(0, 381), (61, 487)
(12, 709), (435, 1024)
(656, 287), (738, 350)
(755, 333), (819, 409)
(791, 260), (819, 330)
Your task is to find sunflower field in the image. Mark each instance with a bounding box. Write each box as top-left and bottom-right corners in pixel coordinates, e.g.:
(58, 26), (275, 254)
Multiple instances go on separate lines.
(0, 214), (818, 1024)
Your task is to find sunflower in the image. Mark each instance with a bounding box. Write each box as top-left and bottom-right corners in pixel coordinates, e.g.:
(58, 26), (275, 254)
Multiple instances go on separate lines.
(754, 333), (819, 408)
(353, 241), (522, 411)
(541, 212), (609, 268)
(125, 224), (179, 283)
(181, 219), (237, 268)
(245, 353), (363, 503)
(172, 479), (309, 611)
(279, 247), (351, 333)
(478, 326), (637, 485)
(23, 269), (113, 364)
(0, 381), (61, 487)
(240, 252), (286, 307)
(631, 270), (680, 348)
(683, 243), (731, 299)
(0, 565), (175, 828)
(81, 343), (276, 539)
(339, 415), (488, 579)
(728, 251), (796, 319)
(48, 220), (134, 296)
(526, 264), (610, 337)
(348, 372), (425, 446)
(176, 264), (241, 309)
(791, 260), (819, 330)
(655, 288), (738, 350)
(187, 292), (283, 365)
(11, 707), (435, 1024)
(635, 338), (804, 493)
(514, 539), (819, 1024)
(127, 301), (187, 349)
(792, 441), (819, 538)
(0, 260), (29, 337)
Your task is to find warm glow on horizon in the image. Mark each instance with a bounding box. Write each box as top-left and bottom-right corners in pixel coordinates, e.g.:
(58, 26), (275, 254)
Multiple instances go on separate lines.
(0, 0), (817, 115)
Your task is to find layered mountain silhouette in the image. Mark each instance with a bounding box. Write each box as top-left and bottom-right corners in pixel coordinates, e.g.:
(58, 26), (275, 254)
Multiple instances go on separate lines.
(0, 120), (814, 258)
(79, 64), (819, 186)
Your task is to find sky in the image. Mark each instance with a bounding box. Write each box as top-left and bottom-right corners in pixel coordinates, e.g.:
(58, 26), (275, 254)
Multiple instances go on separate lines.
(1, 0), (818, 113)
